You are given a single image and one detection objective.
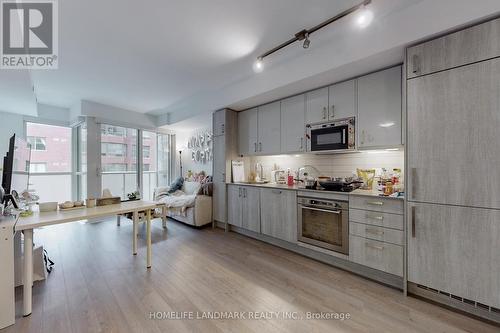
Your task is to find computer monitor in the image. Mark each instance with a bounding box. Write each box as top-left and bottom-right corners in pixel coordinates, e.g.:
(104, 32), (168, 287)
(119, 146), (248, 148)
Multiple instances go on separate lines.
(1, 134), (31, 209)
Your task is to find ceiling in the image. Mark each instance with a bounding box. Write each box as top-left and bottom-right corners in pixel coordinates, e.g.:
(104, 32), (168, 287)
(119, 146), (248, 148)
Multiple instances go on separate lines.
(1, 0), (500, 131)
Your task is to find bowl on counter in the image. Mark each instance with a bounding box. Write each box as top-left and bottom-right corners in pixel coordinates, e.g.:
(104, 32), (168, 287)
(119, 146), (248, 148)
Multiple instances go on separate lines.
(38, 202), (58, 212)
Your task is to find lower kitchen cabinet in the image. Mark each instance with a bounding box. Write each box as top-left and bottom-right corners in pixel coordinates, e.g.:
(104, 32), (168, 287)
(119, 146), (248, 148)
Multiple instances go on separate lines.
(260, 188), (297, 243)
(408, 202), (500, 309)
(350, 235), (403, 276)
(227, 185), (260, 233)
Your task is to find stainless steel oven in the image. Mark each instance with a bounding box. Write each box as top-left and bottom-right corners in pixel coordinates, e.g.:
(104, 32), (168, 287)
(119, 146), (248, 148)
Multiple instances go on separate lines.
(297, 196), (349, 254)
(306, 117), (355, 152)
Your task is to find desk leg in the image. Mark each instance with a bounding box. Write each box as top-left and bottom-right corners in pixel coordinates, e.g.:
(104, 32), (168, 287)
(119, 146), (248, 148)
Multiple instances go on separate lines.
(132, 211), (138, 255)
(161, 206), (167, 229)
(23, 229), (33, 317)
(146, 209), (151, 268)
(116, 215), (121, 226)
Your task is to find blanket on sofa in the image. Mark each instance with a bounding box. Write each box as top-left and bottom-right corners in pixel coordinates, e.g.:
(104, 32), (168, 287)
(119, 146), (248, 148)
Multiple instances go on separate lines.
(156, 190), (197, 216)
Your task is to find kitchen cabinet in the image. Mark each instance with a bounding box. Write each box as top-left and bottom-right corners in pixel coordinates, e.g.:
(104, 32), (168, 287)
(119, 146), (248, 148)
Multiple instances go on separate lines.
(407, 17), (500, 79)
(238, 107), (258, 155)
(350, 235), (403, 276)
(213, 109), (225, 136)
(407, 58), (500, 209)
(281, 94), (306, 153)
(408, 202), (500, 308)
(305, 87), (329, 124)
(257, 101), (281, 155)
(227, 185), (260, 233)
(358, 66), (402, 148)
(328, 79), (357, 120)
(260, 188), (297, 243)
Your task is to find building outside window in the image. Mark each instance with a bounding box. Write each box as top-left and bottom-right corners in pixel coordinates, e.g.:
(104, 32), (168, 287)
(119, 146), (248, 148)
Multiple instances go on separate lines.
(27, 136), (47, 151)
(101, 124), (126, 137)
(101, 143), (127, 157)
(29, 162), (47, 173)
(102, 163), (127, 172)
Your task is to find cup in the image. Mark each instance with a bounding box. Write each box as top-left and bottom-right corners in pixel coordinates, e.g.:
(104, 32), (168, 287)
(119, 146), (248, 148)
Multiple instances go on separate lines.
(86, 198), (96, 208)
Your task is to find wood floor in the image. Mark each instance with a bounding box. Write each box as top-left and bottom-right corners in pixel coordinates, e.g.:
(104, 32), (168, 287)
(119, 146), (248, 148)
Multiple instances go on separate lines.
(3, 217), (498, 333)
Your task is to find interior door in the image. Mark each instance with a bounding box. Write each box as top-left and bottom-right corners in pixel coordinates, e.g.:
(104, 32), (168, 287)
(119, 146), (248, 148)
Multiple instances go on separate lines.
(258, 102), (281, 154)
(328, 79), (356, 120)
(238, 108), (258, 155)
(408, 202), (500, 308)
(407, 58), (500, 208)
(281, 94), (305, 153)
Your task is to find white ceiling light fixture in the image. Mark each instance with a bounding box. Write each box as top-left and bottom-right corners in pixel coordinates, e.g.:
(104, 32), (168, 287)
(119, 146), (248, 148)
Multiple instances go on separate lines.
(252, 0), (372, 72)
(379, 121), (395, 128)
(355, 5), (374, 29)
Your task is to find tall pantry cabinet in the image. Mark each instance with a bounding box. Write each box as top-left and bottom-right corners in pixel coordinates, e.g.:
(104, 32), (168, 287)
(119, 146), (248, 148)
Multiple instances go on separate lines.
(212, 109), (238, 228)
(406, 17), (500, 322)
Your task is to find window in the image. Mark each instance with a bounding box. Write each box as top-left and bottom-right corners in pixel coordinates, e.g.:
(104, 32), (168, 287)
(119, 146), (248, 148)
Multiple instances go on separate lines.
(101, 125), (126, 137)
(27, 136), (46, 151)
(143, 164), (150, 171)
(101, 143), (127, 157)
(102, 163), (127, 172)
(29, 162), (47, 173)
(143, 146), (150, 158)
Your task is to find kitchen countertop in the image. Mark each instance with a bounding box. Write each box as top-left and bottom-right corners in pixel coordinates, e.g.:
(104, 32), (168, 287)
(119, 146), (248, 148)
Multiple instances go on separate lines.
(230, 182), (404, 200)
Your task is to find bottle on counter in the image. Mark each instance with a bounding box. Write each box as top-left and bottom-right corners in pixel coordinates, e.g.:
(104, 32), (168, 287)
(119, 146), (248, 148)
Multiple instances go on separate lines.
(287, 168), (294, 186)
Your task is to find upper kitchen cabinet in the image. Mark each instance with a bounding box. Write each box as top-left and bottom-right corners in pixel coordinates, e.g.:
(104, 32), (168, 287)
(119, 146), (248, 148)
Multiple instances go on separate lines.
(281, 94), (306, 153)
(358, 66), (402, 149)
(305, 87), (329, 124)
(257, 101), (281, 155)
(238, 107), (258, 155)
(328, 79), (357, 120)
(213, 109), (225, 137)
(407, 17), (500, 79)
(407, 58), (500, 209)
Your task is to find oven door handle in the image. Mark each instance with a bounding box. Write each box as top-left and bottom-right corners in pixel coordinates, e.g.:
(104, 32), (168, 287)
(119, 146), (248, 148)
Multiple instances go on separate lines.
(301, 206), (342, 214)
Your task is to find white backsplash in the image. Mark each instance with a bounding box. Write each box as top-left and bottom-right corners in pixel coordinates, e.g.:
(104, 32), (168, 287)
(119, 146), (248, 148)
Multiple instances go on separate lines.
(246, 150), (404, 180)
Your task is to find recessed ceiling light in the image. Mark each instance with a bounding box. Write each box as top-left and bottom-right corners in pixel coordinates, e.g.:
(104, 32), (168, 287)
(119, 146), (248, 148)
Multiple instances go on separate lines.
(379, 122), (395, 128)
(253, 57), (264, 73)
(355, 6), (374, 29)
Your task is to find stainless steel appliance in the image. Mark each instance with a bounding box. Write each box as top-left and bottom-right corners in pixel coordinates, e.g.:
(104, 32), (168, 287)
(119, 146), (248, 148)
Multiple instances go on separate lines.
(297, 196), (349, 254)
(306, 117), (355, 152)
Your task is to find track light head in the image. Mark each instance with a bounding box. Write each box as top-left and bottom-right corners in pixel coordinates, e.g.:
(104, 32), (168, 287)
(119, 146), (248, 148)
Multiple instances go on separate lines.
(302, 33), (310, 49)
(253, 57), (264, 73)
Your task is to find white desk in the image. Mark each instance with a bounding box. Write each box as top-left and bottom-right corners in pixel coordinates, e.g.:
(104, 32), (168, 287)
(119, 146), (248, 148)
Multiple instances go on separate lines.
(0, 215), (16, 329)
(15, 200), (161, 317)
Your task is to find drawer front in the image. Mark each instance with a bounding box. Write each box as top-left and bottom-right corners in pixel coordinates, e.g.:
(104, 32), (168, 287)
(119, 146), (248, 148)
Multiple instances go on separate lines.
(349, 222), (404, 246)
(350, 235), (403, 276)
(349, 196), (403, 215)
(349, 208), (404, 230)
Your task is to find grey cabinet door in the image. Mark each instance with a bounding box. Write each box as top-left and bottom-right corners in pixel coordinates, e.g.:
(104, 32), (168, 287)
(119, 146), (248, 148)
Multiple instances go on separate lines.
(213, 135), (226, 183)
(305, 87), (329, 124)
(227, 185), (242, 227)
(408, 203), (500, 308)
(260, 189), (297, 243)
(358, 66), (402, 148)
(281, 94), (306, 153)
(238, 108), (258, 155)
(213, 182), (226, 223)
(407, 58), (500, 208)
(241, 187), (260, 233)
(407, 17), (500, 78)
(328, 79), (357, 120)
(213, 109), (225, 137)
(257, 102), (281, 155)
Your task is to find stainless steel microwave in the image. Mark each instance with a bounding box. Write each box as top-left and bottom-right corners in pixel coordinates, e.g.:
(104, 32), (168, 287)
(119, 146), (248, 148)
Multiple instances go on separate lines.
(306, 117), (355, 152)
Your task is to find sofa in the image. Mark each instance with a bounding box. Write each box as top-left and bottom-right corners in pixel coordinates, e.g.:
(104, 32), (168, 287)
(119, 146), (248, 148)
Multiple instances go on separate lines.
(153, 181), (212, 227)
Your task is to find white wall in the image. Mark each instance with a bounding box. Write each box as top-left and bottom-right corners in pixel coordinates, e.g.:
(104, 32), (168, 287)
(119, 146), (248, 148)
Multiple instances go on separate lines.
(175, 126), (213, 177)
(0, 111), (25, 170)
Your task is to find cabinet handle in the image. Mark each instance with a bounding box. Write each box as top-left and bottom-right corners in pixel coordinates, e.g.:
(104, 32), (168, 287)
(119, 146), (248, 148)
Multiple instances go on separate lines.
(243, 188), (247, 198)
(238, 188), (242, 197)
(322, 107), (327, 119)
(221, 124), (225, 134)
(411, 167), (417, 200)
(330, 105), (334, 119)
(412, 54), (420, 74)
(411, 205), (416, 238)
(300, 137), (303, 150)
(271, 189), (282, 194)
(365, 228), (384, 235)
(366, 242), (384, 251)
(366, 214), (384, 220)
(366, 201), (384, 206)
(259, 142), (262, 152)
(361, 130), (365, 145)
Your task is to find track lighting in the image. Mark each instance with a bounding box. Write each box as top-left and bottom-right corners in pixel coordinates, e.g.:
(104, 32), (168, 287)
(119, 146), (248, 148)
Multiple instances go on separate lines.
(252, 0), (371, 72)
(253, 57), (264, 73)
(302, 33), (310, 49)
